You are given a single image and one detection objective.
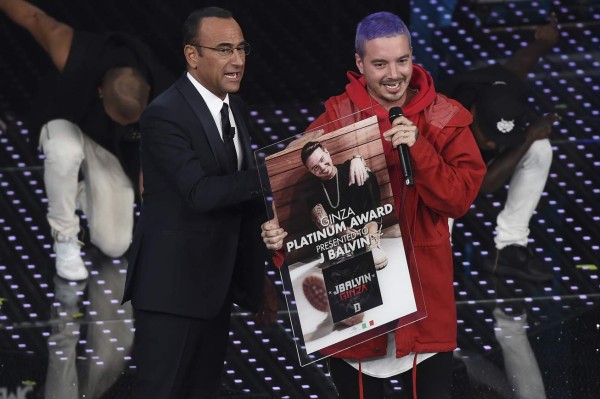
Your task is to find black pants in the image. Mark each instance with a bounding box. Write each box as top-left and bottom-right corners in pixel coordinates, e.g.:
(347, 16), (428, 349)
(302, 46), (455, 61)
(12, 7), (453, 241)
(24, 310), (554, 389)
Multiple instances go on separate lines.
(131, 301), (232, 399)
(328, 352), (453, 399)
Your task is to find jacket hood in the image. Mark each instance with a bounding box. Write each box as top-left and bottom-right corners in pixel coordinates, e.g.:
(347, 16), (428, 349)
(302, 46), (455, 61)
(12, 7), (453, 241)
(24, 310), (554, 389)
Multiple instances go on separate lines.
(344, 64), (437, 116)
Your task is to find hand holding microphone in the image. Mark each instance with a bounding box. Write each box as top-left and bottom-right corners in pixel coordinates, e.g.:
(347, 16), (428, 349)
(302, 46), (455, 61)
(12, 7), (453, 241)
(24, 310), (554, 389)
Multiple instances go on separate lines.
(385, 106), (416, 186)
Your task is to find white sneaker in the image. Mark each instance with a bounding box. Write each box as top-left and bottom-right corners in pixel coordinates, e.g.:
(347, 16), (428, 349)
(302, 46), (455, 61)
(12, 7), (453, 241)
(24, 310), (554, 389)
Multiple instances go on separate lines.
(54, 236), (88, 281)
(368, 231), (388, 270)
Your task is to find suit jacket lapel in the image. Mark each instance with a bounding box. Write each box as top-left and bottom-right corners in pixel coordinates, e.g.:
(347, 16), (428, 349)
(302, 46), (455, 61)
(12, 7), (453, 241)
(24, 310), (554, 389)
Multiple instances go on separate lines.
(175, 75), (229, 171)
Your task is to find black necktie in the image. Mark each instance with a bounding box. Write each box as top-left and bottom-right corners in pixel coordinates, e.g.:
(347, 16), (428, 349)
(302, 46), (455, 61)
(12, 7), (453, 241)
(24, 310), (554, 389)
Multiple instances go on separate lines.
(220, 103), (238, 171)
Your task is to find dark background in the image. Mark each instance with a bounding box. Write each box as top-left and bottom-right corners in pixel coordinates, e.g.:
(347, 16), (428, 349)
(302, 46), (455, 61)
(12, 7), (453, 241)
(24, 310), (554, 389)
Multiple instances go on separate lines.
(0, 0), (410, 113)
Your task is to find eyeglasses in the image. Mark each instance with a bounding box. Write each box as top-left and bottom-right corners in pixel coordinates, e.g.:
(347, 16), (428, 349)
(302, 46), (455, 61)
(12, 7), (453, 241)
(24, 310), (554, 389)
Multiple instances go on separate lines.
(191, 42), (251, 58)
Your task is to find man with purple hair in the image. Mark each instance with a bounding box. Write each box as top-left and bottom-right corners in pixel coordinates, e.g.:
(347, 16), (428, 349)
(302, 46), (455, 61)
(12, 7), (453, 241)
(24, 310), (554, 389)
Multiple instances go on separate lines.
(262, 11), (485, 399)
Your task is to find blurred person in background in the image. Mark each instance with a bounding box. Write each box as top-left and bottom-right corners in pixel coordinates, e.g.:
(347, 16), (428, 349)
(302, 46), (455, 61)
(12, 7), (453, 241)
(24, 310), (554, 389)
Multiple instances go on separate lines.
(439, 14), (561, 282)
(0, 0), (173, 280)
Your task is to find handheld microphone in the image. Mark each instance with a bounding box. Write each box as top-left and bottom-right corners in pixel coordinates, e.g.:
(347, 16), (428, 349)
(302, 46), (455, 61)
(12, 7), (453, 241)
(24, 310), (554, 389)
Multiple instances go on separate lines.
(388, 107), (414, 187)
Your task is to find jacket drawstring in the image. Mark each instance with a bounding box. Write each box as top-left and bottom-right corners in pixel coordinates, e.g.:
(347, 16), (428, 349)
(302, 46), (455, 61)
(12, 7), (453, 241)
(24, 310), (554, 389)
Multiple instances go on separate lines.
(412, 352), (418, 399)
(358, 359), (364, 399)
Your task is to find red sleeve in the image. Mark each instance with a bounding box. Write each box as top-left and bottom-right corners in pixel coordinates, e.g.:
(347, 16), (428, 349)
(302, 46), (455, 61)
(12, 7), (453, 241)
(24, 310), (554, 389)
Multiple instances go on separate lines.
(307, 112), (331, 132)
(410, 99), (486, 218)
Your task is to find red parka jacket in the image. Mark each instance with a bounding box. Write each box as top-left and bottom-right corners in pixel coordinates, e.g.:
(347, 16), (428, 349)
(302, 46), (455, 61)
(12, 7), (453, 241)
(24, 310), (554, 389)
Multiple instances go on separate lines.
(298, 65), (486, 359)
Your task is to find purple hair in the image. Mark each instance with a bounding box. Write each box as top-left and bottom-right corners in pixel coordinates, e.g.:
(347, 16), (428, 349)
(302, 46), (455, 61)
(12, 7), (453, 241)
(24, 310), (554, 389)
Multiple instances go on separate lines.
(355, 12), (411, 58)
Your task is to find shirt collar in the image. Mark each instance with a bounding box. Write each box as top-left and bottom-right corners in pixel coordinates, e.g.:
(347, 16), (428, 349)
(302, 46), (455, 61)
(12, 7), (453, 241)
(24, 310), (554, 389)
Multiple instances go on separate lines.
(186, 72), (229, 123)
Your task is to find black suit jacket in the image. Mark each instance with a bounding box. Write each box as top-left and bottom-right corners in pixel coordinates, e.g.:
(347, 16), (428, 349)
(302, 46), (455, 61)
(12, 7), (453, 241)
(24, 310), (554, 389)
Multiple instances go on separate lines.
(123, 74), (267, 318)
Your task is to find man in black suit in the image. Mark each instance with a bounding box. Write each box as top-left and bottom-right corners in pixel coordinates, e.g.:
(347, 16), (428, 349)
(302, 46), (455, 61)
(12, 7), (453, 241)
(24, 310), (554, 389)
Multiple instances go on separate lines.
(122, 7), (276, 398)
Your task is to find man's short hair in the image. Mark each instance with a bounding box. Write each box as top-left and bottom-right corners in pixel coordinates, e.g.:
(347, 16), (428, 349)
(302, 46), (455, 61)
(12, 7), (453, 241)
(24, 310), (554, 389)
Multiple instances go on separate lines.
(182, 7), (233, 47)
(301, 141), (324, 166)
(355, 12), (411, 58)
(102, 67), (150, 123)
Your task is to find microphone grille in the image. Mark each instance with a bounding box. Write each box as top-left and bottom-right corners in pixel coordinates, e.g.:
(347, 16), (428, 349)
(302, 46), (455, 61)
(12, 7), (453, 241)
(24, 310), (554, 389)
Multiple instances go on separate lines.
(389, 106), (403, 122)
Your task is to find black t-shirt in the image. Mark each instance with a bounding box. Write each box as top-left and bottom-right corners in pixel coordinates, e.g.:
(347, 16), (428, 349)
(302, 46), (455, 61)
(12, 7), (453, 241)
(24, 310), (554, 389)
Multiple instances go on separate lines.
(438, 64), (529, 110)
(305, 160), (381, 228)
(33, 31), (174, 186)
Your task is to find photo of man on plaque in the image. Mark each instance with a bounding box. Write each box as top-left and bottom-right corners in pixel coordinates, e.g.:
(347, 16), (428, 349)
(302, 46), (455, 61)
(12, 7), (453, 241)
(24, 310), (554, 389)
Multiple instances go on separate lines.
(299, 140), (386, 328)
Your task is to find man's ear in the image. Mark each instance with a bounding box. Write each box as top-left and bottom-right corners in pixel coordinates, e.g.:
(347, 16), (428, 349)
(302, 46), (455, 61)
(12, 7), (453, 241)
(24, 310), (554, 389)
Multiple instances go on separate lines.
(355, 53), (364, 74)
(184, 45), (198, 69)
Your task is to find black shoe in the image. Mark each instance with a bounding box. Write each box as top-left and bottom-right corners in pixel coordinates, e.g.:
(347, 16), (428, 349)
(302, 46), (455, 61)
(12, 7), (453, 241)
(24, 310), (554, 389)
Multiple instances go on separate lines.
(486, 245), (553, 282)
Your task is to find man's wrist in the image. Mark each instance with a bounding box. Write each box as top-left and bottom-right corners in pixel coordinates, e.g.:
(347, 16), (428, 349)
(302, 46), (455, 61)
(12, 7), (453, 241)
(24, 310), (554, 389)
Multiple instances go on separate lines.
(352, 155), (366, 166)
